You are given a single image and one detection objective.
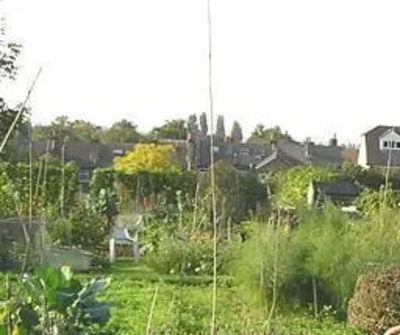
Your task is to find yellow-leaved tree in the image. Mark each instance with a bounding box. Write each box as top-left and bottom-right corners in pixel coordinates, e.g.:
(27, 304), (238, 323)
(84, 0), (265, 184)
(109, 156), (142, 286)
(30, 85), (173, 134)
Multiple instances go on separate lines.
(113, 143), (180, 174)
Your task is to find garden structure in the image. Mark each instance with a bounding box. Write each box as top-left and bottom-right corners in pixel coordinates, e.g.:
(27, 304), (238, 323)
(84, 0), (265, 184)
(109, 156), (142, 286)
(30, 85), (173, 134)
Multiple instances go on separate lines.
(109, 214), (143, 262)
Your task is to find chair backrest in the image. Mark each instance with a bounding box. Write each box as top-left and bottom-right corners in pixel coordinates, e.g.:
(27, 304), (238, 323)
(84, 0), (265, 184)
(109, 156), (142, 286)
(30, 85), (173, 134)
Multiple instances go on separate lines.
(112, 227), (131, 240)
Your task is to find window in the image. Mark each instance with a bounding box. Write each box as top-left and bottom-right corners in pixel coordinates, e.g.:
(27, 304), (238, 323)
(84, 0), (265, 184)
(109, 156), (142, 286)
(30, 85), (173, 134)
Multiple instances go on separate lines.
(379, 129), (400, 150)
(381, 140), (400, 150)
(78, 170), (90, 183)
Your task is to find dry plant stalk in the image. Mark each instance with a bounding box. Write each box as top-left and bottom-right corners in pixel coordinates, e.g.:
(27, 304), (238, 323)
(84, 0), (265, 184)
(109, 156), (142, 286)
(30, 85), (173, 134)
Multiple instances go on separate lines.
(146, 285), (159, 335)
(206, 0), (218, 333)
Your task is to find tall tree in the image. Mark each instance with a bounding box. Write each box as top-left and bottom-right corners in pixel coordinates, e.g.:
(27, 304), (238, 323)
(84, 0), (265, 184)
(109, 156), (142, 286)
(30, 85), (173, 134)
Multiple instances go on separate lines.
(215, 115), (226, 141)
(187, 114), (199, 137)
(0, 99), (28, 161)
(100, 119), (142, 144)
(0, 21), (24, 161)
(71, 120), (101, 142)
(0, 21), (21, 81)
(150, 119), (187, 140)
(200, 112), (208, 137)
(230, 120), (243, 143)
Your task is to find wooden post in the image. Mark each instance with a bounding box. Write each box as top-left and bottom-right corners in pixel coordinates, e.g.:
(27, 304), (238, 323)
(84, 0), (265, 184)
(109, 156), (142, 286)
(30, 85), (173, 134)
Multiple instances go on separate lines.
(109, 238), (115, 263)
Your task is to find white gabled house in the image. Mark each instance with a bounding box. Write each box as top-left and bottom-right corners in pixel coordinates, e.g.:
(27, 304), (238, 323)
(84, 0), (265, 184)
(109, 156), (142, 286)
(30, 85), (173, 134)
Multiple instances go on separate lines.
(358, 126), (400, 169)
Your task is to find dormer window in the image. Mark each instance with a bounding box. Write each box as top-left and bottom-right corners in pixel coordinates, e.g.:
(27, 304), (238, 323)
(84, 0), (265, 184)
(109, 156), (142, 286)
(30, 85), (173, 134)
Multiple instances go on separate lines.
(379, 129), (400, 150)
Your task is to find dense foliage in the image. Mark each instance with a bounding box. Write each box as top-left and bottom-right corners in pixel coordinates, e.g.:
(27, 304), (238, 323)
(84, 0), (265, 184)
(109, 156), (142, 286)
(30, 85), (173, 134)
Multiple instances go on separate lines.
(0, 161), (78, 218)
(0, 266), (111, 334)
(114, 143), (180, 175)
(273, 165), (337, 208)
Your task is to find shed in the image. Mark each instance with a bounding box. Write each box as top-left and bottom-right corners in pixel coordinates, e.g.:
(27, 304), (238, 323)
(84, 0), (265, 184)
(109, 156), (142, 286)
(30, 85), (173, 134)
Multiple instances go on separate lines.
(307, 180), (361, 208)
(0, 217), (45, 268)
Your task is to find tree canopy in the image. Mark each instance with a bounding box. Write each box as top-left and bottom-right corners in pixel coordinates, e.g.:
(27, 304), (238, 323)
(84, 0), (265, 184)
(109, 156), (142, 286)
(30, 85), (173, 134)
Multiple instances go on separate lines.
(215, 115), (226, 141)
(113, 143), (180, 175)
(100, 119), (142, 144)
(230, 121), (243, 143)
(0, 21), (25, 161)
(248, 124), (291, 144)
(150, 119), (187, 140)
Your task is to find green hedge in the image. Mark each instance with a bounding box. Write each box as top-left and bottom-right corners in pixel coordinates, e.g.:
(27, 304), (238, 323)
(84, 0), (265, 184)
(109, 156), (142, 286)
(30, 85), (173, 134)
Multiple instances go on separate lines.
(0, 161), (78, 218)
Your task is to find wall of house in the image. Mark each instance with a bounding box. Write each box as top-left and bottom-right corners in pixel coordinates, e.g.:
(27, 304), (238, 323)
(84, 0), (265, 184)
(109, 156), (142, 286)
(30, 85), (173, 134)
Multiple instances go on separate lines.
(357, 134), (368, 168)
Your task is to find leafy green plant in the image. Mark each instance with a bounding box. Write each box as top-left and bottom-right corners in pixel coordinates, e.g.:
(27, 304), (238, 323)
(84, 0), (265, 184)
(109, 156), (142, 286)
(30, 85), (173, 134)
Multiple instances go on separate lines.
(0, 266), (112, 334)
(274, 165), (337, 208)
(47, 203), (108, 254)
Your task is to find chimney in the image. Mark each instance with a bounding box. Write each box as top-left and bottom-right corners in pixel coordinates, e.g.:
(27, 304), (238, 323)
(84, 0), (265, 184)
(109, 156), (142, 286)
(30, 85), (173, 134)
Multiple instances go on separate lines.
(305, 138), (314, 160)
(329, 134), (338, 147)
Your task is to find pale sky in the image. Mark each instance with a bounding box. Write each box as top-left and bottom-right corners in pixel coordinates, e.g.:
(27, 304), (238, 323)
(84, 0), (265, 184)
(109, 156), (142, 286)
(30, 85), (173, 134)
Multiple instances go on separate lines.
(2, 0), (400, 145)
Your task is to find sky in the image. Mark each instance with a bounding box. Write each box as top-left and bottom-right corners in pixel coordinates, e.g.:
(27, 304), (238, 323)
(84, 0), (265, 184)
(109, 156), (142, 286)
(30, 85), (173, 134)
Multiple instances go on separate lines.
(2, 0), (400, 145)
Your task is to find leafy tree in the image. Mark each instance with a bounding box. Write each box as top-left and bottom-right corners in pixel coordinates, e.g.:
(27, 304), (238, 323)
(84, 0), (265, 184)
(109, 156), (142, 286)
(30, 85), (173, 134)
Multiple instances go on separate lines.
(114, 143), (180, 174)
(230, 120), (243, 143)
(100, 119), (142, 144)
(215, 115), (226, 141)
(274, 165), (337, 208)
(249, 124), (291, 144)
(0, 99), (28, 161)
(0, 21), (24, 161)
(150, 119), (187, 140)
(0, 21), (21, 81)
(71, 119), (101, 142)
(200, 112), (208, 136)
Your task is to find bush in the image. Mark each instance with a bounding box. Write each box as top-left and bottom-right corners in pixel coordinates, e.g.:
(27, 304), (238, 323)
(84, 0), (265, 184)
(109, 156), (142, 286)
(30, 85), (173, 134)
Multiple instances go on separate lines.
(231, 222), (305, 310)
(232, 207), (400, 317)
(348, 264), (400, 334)
(145, 232), (233, 276)
(47, 204), (109, 254)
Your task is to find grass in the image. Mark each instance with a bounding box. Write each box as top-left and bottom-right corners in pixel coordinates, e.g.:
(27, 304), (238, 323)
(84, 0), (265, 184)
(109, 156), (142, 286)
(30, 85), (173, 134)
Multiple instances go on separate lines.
(0, 259), (363, 334)
(93, 260), (362, 334)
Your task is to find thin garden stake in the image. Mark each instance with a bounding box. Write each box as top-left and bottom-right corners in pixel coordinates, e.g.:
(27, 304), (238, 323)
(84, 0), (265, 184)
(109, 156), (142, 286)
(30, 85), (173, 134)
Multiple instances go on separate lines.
(0, 66), (43, 155)
(383, 128), (394, 211)
(146, 285), (159, 335)
(207, 0), (218, 332)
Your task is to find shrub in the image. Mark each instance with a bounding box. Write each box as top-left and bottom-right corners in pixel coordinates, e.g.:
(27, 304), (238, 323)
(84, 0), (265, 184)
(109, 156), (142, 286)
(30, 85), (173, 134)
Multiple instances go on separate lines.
(232, 207), (400, 316)
(47, 204), (109, 254)
(231, 222), (304, 310)
(0, 266), (112, 334)
(145, 232), (233, 276)
(348, 264), (400, 334)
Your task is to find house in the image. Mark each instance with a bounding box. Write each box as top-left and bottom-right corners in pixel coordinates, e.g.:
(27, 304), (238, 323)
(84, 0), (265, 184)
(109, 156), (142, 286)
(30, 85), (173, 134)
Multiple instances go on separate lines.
(255, 136), (345, 176)
(32, 141), (134, 190)
(307, 180), (361, 208)
(358, 125), (400, 169)
(185, 135), (273, 171)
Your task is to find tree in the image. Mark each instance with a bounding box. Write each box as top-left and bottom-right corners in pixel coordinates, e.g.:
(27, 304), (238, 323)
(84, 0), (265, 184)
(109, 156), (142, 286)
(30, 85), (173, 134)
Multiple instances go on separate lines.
(230, 120), (243, 143)
(248, 124), (291, 144)
(0, 99), (28, 161)
(71, 120), (101, 142)
(215, 115), (226, 141)
(200, 112), (208, 136)
(274, 165), (337, 207)
(187, 114), (199, 137)
(150, 119), (187, 140)
(0, 20), (24, 161)
(0, 21), (21, 81)
(100, 119), (142, 144)
(113, 143), (180, 174)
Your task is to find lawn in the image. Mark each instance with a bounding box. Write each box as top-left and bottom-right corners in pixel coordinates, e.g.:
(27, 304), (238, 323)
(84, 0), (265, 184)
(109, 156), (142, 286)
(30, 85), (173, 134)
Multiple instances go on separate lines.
(94, 260), (361, 334)
(0, 260), (362, 334)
